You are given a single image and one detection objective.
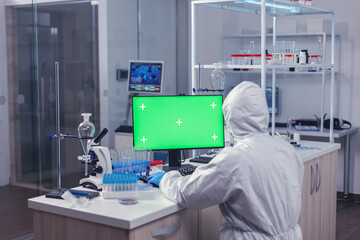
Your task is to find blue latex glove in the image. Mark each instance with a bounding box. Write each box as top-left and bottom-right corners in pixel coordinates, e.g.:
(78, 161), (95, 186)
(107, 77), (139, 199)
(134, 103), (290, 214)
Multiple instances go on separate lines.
(147, 172), (166, 186)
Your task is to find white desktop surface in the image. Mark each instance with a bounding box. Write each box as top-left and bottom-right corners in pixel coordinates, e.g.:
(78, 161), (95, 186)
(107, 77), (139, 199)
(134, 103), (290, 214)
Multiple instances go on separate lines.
(28, 141), (339, 230)
(293, 140), (340, 162)
(28, 188), (183, 230)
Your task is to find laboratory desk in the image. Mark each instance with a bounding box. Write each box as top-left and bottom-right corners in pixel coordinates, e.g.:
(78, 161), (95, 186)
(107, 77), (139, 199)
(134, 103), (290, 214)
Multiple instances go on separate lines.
(273, 127), (358, 200)
(28, 141), (340, 240)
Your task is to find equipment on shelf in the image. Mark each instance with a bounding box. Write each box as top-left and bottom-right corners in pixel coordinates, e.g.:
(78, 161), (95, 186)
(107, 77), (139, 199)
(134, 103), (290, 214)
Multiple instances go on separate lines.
(324, 118), (351, 130)
(210, 63), (226, 93)
(192, 88), (224, 93)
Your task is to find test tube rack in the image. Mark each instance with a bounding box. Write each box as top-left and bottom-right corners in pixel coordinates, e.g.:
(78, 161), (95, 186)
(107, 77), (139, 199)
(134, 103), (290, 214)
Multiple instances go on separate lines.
(112, 160), (151, 176)
(102, 173), (138, 199)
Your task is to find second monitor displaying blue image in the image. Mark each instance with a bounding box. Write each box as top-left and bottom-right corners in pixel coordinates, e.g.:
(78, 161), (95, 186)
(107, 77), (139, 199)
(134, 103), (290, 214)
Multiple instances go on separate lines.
(128, 60), (164, 94)
(266, 87), (279, 115)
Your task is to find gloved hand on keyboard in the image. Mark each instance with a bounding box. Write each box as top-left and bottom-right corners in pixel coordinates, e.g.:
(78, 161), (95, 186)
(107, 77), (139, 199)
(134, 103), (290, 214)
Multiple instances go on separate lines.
(147, 172), (166, 186)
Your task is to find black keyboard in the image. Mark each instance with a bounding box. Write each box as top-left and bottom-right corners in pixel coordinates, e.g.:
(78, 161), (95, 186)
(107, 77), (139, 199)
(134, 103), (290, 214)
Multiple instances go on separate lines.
(45, 188), (100, 200)
(178, 165), (197, 176)
(189, 156), (213, 164)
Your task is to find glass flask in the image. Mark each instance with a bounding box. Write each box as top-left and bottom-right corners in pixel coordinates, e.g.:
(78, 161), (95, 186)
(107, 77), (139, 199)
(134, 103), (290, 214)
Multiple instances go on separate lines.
(78, 113), (95, 141)
(78, 113), (95, 175)
(210, 63), (225, 93)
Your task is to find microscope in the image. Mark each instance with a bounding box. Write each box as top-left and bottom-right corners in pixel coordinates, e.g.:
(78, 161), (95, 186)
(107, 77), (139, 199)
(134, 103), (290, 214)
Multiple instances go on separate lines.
(78, 128), (113, 190)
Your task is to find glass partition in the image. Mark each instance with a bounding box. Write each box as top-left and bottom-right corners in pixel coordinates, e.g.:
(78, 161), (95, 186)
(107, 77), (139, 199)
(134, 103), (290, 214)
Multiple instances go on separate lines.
(4, 0), (181, 238)
(6, 0), (99, 191)
(6, 0), (179, 190)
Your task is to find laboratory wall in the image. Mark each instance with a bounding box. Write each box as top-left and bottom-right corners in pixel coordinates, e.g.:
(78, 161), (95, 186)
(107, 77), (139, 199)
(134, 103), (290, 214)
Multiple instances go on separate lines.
(317, 0), (360, 195)
(0, 0), (10, 186)
(99, 0), (177, 148)
(98, 0), (138, 147)
(194, 0), (360, 194)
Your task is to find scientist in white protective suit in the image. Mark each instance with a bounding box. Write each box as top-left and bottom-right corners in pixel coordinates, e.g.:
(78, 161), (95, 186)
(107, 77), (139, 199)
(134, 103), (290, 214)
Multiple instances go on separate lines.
(148, 81), (304, 239)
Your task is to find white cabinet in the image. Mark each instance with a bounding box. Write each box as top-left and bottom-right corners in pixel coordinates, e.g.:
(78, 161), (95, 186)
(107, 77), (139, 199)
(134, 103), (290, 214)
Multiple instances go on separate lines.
(129, 209), (198, 240)
(298, 151), (338, 240)
(194, 151), (338, 240)
(33, 209), (198, 240)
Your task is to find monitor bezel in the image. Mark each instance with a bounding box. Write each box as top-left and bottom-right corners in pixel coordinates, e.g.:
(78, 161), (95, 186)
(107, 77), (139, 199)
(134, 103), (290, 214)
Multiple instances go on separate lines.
(127, 60), (165, 94)
(132, 95), (225, 151)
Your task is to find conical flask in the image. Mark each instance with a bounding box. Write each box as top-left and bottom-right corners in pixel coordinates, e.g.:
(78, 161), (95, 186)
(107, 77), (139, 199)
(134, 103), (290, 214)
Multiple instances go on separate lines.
(78, 113), (95, 143)
(210, 63), (225, 93)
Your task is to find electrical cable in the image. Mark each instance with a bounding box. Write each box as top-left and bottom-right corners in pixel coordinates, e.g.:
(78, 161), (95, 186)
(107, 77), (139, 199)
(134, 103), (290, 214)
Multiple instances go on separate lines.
(163, 152), (169, 164)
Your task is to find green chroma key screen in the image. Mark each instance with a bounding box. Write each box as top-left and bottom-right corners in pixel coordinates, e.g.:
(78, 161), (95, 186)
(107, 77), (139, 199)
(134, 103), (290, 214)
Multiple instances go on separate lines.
(132, 95), (224, 150)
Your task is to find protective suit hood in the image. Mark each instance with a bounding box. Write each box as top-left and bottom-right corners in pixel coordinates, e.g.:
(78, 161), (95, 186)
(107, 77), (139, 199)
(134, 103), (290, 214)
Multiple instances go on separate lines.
(223, 81), (269, 140)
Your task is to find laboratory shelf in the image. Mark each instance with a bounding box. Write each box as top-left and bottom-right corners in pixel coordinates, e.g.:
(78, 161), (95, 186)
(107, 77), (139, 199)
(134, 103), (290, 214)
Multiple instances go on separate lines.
(223, 70), (338, 75)
(223, 33), (337, 38)
(191, 0), (336, 143)
(194, 63), (334, 69)
(193, 0), (334, 16)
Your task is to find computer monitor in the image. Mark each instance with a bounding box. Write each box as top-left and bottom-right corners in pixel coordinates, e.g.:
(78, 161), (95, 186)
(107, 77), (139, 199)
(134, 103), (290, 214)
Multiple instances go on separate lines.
(266, 87), (279, 115)
(128, 60), (164, 94)
(132, 95), (224, 169)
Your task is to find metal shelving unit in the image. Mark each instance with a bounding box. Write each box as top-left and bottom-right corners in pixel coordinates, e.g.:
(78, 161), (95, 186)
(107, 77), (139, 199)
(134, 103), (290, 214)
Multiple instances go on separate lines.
(191, 0), (336, 143)
(195, 64), (333, 69)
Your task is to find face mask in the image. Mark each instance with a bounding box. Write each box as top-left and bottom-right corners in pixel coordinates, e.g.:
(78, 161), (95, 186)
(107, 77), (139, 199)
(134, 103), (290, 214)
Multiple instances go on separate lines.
(324, 118), (351, 130)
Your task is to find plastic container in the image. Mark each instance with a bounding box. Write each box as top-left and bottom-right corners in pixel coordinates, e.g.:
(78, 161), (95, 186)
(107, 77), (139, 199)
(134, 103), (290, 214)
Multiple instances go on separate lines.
(241, 54), (251, 65)
(309, 55), (318, 64)
(231, 54), (242, 65)
(150, 160), (164, 174)
(251, 54), (261, 65)
(311, 55), (322, 64)
(231, 54), (251, 65)
(284, 54), (294, 64)
(308, 55), (318, 72)
(299, 52), (307, 64)
(266, 54), (272, 64)
(234, 54), (272, 65)
(61, 190), (90, 208)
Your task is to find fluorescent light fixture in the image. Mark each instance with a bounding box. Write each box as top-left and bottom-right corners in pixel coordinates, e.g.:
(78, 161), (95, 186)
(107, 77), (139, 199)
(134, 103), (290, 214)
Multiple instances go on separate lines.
(242, 0), (301, 13)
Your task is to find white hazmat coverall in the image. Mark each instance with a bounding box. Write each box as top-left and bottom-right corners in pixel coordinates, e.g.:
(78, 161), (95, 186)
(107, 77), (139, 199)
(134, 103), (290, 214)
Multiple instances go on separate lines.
(159, 81), (304, 239)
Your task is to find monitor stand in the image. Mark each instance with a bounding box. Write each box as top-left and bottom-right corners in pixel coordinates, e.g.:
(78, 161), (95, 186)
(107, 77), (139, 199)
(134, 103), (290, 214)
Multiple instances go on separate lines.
(162, 149), (193, 172)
